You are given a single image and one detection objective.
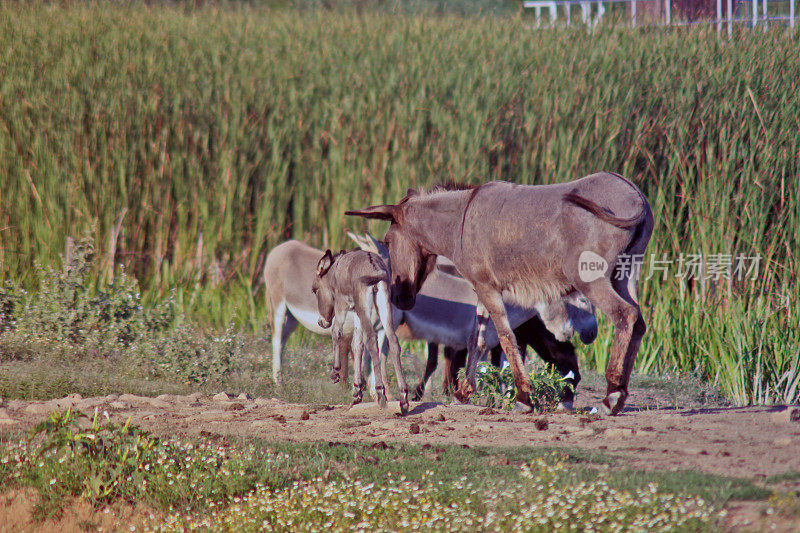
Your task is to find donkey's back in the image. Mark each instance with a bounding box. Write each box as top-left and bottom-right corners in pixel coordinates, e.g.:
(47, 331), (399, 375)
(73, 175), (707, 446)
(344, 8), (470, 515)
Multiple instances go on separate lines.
(458, 172), (649, 308)
(327, 250), (391, 297)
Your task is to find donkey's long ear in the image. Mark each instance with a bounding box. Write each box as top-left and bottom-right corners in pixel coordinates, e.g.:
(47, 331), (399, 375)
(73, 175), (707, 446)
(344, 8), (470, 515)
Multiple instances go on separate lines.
(316, 249), (334, 277)
(346, 231), (373, 252)
(366, 233), (390, 259)
(345, 205), (397, 221)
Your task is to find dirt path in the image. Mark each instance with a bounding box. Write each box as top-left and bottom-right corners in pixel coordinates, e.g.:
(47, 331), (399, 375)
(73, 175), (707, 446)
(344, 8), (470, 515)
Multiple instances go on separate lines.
(2, 386), (798, 483)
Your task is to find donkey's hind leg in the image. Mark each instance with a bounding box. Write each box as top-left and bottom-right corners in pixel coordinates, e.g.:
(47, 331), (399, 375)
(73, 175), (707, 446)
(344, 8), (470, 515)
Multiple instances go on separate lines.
(375, 280), (408, 414)
(413, 343), (439, 401)
(358, 307), (389, 410)
(568, 275), (644, 416)
(365, 328), (387, 401)
(271, 300), (298, 385)
(455, 302), (494, 404)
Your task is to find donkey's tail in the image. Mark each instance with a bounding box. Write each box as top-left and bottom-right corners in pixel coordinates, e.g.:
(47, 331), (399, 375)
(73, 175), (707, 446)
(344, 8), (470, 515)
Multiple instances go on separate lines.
(563, 192), (645, 229)
(361, 274), (389, 288)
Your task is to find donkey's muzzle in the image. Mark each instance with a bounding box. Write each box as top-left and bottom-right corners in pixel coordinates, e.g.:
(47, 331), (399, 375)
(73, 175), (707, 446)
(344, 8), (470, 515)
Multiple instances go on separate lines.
(390, 285), (416, 311)
(318, 318), (331, 329)
(579, 323), (598, 345)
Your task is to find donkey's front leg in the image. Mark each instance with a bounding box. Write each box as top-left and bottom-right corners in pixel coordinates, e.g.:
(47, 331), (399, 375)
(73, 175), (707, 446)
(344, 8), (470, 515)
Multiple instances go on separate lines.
(329, 314), (348, 384)
(359, 310), (388, 409)
(349, 315), (366, 407)
(455, 303), (489, 403)
(375, 281), (408, 414)
(476, 288), (533, 409)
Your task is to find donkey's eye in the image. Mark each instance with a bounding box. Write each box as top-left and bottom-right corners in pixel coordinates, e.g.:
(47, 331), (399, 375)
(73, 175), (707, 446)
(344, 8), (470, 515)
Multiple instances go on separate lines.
(311, 287), (317, 294)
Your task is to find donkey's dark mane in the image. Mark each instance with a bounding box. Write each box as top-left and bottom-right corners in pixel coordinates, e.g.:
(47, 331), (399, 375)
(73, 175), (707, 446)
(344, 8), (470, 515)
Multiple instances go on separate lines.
(429, 181), (479, 193)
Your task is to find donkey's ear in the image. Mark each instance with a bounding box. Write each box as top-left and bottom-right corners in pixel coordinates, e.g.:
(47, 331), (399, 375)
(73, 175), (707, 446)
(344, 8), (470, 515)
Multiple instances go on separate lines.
(345, 205), (397, 221)
(346, 231), (369, 250)
(316, 249), (334, 277)
(366, 233), (390, 258)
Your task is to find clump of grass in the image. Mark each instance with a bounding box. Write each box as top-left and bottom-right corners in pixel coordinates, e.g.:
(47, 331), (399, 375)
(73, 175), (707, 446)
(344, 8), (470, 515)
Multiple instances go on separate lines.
(0, 235), (243, 396)
(460, 361), (568, 411)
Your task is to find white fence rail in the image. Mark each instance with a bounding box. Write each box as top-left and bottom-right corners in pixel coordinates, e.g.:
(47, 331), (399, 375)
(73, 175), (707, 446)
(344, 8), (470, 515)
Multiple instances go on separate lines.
(523, 0), (797, 34)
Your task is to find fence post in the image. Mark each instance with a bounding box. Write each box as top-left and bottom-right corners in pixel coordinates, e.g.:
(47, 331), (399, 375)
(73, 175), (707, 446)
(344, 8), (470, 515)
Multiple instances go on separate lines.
(791, 0), (795, 28)
(666, 0), (671, 24)
(717, 0), (722, 34)
(763, 0), (767, 29)
(632, 0), (637, 27)
(728, 0), (733, 36)
(752, 0), (757, 27)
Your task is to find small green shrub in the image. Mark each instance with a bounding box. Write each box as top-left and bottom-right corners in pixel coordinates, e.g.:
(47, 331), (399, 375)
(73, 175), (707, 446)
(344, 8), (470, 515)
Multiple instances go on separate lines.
(137, 323), (238, 385)
(462, 361), (569, 411)
(765, 491), (800, 519)
(0, 236), (174, 360)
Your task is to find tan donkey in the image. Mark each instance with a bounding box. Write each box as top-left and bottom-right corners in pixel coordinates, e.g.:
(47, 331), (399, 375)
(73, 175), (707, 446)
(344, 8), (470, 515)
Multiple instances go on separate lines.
(312, 249), (410, 414)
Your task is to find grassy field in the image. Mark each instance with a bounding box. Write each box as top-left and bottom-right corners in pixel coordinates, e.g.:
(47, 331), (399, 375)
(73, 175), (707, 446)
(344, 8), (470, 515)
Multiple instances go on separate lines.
(0, 1), (798, 407)
(0, 406), (776, 530)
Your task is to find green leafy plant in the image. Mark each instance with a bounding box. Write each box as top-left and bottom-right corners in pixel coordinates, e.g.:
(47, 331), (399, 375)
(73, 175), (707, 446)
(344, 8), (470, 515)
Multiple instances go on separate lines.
(0, 235), (174, 355)
(461, 361), (570, 411)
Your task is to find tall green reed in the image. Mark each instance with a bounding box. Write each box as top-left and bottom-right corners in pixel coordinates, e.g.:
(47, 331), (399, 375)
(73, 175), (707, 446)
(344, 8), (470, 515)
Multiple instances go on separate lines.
(0, 3), (797, 402)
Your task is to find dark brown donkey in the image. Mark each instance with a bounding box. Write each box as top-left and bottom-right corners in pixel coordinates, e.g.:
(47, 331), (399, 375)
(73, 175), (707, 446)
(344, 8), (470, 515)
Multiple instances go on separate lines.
(346, 172), (653, 415)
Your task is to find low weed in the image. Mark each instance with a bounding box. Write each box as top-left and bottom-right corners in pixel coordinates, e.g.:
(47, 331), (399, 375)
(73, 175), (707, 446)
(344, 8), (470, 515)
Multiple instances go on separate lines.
(0, 408), (274, 519)
(765, 491), (800, 519)
(0, 236), (243, 396)
(0, 236), (172, 360)
(461, 361), (570, 411)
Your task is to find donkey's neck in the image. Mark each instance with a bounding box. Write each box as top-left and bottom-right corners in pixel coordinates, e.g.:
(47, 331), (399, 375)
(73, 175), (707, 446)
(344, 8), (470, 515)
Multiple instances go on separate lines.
(410, 190), (473, 260)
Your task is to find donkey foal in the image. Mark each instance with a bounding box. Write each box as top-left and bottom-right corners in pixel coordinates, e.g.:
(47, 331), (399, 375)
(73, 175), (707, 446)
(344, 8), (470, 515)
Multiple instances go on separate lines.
(312, 249), (409, 414)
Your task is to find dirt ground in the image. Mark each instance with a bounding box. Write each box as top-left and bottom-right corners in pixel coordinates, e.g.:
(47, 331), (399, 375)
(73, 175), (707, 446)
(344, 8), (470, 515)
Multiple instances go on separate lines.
(2, 384), (799, 480)
(1, 385), (799, 532)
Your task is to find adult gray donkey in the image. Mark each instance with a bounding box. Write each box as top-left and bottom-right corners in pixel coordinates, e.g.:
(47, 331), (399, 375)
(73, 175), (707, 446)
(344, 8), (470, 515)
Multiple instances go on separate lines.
(346, 172), (653, 415)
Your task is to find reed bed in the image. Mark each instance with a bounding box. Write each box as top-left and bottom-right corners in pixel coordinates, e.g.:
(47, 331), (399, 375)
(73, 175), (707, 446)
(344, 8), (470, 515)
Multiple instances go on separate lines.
(0, 2), (797, 404)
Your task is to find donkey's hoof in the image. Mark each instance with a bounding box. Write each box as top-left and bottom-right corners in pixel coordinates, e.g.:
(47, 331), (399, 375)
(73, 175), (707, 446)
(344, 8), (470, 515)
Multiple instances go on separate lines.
(602, 391), (627, 416)
(512, 401), (534, 414)
(329, 371), (340, 384)
(349, 398), (363, 409)
(515, 390), (532, 409)
(411, 386), (425, 402)
(398, 390), (410, 415)
(453, 380), (474, 403)
(377, 395), (388, 409)
(555, 401), (574, 413)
